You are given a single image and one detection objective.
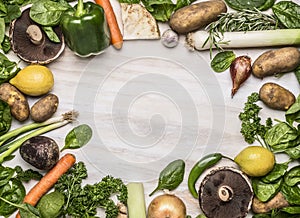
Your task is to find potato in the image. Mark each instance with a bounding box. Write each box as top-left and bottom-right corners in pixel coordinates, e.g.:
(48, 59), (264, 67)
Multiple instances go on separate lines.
(31, 93), (59, 122)
(252, 192), (289, 214)
(259, 82), (295, 111)
(169, 0), (227, 34)
(0, 83), (29, 121)
(252, 47), (300, 78)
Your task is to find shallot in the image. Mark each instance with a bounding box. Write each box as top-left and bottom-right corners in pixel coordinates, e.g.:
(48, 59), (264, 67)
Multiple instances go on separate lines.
(230, 56), (252, 97)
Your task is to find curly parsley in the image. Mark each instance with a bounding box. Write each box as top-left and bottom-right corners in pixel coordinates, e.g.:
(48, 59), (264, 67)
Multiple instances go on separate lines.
(55, 162), (127, 218)
(239, 92), (273, 148)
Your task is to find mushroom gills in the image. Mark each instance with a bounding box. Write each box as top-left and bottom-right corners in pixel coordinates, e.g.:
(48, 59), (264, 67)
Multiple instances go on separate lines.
(199, 167), (253, 218)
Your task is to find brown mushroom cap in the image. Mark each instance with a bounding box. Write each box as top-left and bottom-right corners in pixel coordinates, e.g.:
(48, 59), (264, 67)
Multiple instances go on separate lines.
(9, 8), (65, 64)
(199, 167), (253, 218)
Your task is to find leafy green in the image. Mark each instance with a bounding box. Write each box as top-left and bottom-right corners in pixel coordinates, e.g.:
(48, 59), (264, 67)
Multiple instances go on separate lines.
(252, 178), (283, 202)
(0, 100), (12, 136)
(61, 124), (92, 151)
(14, 165), (43, 182)
(0, 52), (21, 84)
(281, 183), (300, 205)
(286, 95), (300, 125)
(295, 65), (300, 85)
(284, 166), (300, 187)
(211, 51), (236, 73)
(149, 159), (185, 196)
(36, 191), (65, 218)
(261, 162), (289, 183)
(55, 162), (128, 218)
(30, 0), (71, 26)
(118, 0), (195, 22)
(239, 92), (273, 147)
(224, 0), (275, 11)
(272, 1), (300, 29)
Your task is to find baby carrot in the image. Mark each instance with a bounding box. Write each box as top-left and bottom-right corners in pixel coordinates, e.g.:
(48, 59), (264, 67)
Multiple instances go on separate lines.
(94, 0), (123, 49)
(16, 153), (76, 218)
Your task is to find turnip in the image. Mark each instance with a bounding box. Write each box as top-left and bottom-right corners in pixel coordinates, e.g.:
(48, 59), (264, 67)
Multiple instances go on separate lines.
(147, 194), (186, 218)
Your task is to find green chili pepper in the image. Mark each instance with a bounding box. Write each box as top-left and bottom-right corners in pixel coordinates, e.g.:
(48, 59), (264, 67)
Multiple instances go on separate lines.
(188, 153), (223, 198)
(60, 0), (110, 57)
(149, 159), (185, 196)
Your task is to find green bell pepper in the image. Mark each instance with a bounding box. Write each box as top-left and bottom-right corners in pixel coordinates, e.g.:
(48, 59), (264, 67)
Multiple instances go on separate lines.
(60, 0), (110, 57)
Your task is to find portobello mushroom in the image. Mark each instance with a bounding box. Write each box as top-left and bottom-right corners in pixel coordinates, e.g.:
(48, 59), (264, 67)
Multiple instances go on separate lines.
(199, 167), (253, 218)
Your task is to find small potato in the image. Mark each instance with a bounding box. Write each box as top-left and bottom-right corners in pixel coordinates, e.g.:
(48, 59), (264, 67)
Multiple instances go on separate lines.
(0, 83), (29, 121)
(259, 82), (295, 111)
(252, 47), (300, 78)
(169, 0), (227, 34)
(30, 93), (59, 122)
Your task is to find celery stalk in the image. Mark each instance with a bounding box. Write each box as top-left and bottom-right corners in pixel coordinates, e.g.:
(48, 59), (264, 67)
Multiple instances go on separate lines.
(126, 182), (147, 218)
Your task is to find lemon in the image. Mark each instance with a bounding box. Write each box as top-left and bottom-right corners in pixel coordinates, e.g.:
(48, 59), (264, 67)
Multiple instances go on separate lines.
(234, 146), (275, 177)
(9, 64), (54, 96)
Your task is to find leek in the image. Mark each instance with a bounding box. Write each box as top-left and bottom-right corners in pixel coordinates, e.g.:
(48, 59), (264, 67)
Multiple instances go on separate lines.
(186, 29), (300, 51)
(0, 111), (78, 163)
(126, 182), (147, 218)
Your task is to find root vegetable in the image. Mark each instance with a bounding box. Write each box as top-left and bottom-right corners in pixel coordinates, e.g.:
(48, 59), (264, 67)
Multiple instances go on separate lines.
(0, 83), (29, 122)
(20, 135), (59, 170)
(259, 82), (296, 111)
(252, 192), (289, 214)
(147, 194), (186, 218)
(30, 93), (59, 122)
(252, 47), (300, 78)
(230, 56), (252, 97)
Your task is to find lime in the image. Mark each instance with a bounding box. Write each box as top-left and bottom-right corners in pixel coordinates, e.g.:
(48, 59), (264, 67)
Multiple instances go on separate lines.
(10, 64), (54, 96)
(234, 146), (275, 177)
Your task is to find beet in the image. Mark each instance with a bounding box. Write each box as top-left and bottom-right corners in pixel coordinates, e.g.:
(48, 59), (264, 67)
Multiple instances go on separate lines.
(20, 136), (59, 170)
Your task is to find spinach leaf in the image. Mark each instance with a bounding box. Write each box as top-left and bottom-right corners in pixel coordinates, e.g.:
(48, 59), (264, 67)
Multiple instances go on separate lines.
(0, 178), (26, 216)
(0, 18), (4, 44)
(265, 122), (299, 150)
(0, 52), (20, 84)
(284, 144), (300, 160)
(30, 0), (71, 26)
(211, 51), (236, 73)
(149, 159), (185, 196)
(295, 65), (300, 85)
(0, 99), (12, 136)
(37, 191), (64, 218)
(0, 2), (7, 17)
(142, 0), (175, 22)
(281, 206), (300, 214)
(42, 26), (60, 43)
(0, 35), (11, 53)
(286, 95), (300, 125)
(4, 4), (21, 23)
(0, 165), (14, 187)
(61, 124), (92, 151)
(281, 183), (300, 205)
(252, 178), (282, 202)
(224, 0), (275, 11)
(272, 1), (300, 29)
(284, 166), (300, 187)
(261, 162), (289, 183)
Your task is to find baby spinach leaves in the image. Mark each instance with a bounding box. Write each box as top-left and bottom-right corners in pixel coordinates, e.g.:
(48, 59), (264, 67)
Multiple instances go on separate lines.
(272, 1), (300, 29)
(149, 159), (185, 196)
(0, 100), (12, 136)
(61, 124), (92, 151)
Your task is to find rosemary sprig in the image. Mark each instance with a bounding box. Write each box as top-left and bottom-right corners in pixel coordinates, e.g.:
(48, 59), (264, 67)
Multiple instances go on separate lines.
(204, 9), (279, 53)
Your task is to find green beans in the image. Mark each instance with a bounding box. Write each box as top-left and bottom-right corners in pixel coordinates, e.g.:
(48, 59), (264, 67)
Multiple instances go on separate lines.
(188, 153), (223, 198)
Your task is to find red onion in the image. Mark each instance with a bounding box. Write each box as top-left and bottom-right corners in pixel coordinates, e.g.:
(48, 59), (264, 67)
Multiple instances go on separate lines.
(230, 56), (252, 97)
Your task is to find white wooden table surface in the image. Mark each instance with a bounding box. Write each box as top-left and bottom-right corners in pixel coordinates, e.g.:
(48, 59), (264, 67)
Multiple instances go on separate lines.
(5, 0), (300, 217)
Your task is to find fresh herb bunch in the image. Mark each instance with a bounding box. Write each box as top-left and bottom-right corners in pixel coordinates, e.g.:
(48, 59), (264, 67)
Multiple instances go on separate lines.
(205, 9), (279, 51)
(55, 161), (128, 218)
(239, 92), (273, 148)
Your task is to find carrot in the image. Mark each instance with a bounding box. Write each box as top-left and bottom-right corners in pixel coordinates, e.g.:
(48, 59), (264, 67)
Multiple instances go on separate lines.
(95, 0), (123, 49)
(16, 153), (76, 218)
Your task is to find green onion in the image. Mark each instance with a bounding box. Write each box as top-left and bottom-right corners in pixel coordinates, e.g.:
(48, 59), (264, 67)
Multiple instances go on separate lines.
(186, 29), (300, 51)
(0, 111), (78, 163)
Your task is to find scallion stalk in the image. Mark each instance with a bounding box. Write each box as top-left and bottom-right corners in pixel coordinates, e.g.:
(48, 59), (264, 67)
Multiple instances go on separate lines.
(0, 111), (78, 163)
(186, 29), (300, 51)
